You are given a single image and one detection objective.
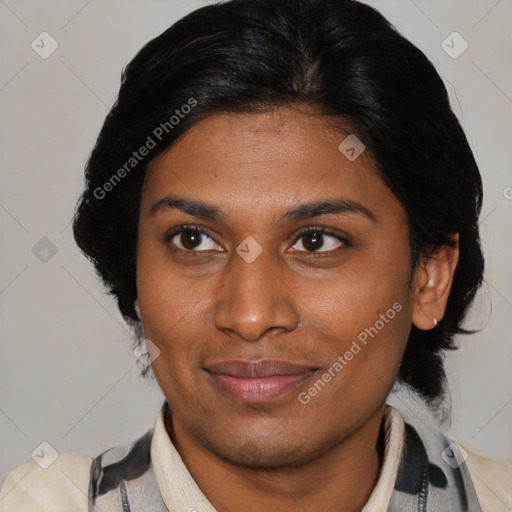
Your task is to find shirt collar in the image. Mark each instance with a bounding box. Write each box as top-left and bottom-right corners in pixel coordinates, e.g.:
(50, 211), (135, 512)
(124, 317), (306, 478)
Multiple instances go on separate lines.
(362, 405), (405, 512)
(151, 403), (405, 511)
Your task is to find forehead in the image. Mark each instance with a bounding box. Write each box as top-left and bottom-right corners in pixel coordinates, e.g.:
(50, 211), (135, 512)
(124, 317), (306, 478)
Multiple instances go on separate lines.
(141, 108), (405, 226)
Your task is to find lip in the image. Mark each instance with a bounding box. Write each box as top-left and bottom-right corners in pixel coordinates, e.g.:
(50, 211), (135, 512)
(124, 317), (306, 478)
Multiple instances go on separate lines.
(204, 360), (318, 404)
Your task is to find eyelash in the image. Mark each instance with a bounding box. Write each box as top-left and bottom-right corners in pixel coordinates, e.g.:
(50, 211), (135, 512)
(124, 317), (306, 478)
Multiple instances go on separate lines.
(162, 224), (351, 257)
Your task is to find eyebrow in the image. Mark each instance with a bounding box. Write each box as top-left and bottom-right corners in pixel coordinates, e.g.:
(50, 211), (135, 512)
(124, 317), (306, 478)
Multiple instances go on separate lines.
(148, 194), (377, 224)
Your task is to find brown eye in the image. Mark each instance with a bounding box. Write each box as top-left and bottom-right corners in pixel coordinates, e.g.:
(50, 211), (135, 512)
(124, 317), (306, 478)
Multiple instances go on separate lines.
(165, 226), (221, 253)
(177, 229), (204, 250)
(291, 228), (347, 254)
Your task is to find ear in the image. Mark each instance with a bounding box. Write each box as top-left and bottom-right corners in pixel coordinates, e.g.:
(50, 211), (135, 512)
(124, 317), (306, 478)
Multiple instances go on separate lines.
(411, 234), (459, 330)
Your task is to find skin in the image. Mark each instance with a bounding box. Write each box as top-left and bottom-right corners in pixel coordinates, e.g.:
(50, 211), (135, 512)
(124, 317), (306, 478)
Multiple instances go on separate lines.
(136, 107), (459, 512)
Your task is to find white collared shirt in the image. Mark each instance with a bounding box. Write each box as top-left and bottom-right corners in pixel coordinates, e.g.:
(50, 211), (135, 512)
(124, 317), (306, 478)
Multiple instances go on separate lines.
(1, 403), (510, 511)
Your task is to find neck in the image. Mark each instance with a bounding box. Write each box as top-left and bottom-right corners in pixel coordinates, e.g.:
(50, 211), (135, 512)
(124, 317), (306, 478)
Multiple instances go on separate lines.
(166, 406), (386, 512)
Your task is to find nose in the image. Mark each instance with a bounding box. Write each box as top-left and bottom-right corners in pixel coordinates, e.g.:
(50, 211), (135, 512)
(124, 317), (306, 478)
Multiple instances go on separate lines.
(214, 248), (300, 342)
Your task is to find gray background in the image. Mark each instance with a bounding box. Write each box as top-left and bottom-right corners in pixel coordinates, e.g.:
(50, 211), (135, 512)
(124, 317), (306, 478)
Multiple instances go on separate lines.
(1, 0), (511, 485)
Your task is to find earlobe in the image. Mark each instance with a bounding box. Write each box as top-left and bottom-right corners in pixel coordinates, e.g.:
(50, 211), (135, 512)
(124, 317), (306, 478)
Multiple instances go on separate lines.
(411, 234), (459, 331)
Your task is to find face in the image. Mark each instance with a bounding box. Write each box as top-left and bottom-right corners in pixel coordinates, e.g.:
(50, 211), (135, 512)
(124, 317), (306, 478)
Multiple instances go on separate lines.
(136, 108), (417, 468)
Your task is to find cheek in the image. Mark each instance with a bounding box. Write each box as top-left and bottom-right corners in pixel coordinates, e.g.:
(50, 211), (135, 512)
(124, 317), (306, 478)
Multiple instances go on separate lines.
(136, 242), (209, 372)
(137, 231), (203, 320)
(298, 302), (409, 425)
(138, 275), (208, 406)
(300, 247), (409, 333)
(294, 248), (411, 394)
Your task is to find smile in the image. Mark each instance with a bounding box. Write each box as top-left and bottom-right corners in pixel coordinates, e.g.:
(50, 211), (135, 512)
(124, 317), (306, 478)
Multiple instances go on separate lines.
(204, 360), (319, 404)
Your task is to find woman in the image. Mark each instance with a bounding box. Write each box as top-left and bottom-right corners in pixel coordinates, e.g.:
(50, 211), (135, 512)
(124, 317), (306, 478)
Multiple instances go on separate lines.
(1, 0), (510, 510)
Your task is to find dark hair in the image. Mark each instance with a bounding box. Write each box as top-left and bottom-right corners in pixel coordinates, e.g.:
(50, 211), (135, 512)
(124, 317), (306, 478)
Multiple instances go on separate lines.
(72, 0), (484, 409)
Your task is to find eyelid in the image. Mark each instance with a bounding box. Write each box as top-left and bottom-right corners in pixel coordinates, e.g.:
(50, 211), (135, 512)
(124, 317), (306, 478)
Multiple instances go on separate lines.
(291, 225), (351, 246)
(162, 224), (216, 245)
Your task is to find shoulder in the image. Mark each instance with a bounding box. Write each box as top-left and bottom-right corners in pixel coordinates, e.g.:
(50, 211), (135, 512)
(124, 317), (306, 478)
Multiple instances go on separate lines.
(0, 450), (93, 512)
(455, 441), (512, 512)
(388, 407), (511, 512)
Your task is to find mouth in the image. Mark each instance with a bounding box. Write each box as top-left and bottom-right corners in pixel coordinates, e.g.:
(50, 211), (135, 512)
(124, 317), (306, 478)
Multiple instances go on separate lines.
(203, 360), (319, 404)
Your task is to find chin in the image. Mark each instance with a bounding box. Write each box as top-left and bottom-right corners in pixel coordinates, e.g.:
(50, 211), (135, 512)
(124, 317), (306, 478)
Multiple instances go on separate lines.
(214, 442), (314, 470)
(199, 422), (323, 470)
